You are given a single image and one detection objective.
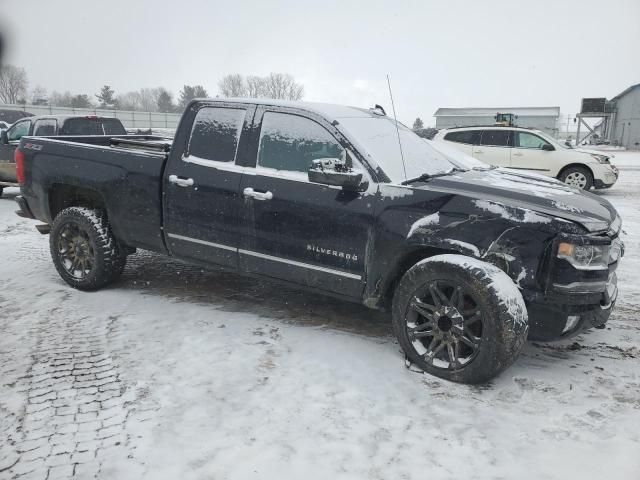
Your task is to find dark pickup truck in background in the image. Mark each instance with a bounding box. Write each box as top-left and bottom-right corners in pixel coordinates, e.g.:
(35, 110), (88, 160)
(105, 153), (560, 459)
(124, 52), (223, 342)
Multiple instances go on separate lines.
(0, 115), (127, 196)
(14, 99), (623, 383)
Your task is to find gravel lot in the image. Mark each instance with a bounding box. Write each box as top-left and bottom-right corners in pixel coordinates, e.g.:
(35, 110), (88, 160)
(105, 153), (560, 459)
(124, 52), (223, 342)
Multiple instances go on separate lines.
(1, 153), (639, 480)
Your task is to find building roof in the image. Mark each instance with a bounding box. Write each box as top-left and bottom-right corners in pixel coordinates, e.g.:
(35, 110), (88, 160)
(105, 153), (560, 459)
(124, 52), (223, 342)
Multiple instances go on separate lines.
(433, 106), (560, 117)
(611, 83), (640, 102)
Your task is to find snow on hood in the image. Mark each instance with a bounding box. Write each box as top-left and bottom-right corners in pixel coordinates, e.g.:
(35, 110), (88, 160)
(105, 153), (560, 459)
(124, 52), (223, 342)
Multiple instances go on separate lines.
(425, 168), (617, 232)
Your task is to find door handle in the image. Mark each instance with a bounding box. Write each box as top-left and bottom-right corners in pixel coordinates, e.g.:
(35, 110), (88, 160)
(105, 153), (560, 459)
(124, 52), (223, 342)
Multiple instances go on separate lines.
(475, 150), (484, 154)
(243, 187), (273, 201)
(168, 174), (194, 187)
(513, 152), (524, 157)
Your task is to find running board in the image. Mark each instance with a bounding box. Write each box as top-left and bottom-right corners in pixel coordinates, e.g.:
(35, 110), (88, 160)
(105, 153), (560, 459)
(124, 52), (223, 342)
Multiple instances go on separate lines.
(35, 224), (51, 234)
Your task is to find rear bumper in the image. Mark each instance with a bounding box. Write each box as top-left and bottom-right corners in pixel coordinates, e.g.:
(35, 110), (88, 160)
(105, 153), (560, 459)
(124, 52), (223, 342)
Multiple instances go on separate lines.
(15, 194), (35, 219)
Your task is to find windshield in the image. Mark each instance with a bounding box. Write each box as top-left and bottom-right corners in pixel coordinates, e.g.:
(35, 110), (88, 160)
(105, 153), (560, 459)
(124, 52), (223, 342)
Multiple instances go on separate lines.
(339, 115), (459, 182)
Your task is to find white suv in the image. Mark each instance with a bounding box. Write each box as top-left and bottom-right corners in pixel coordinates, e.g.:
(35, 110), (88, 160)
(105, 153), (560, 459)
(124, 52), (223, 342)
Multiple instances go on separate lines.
(433, 126), (619, 190)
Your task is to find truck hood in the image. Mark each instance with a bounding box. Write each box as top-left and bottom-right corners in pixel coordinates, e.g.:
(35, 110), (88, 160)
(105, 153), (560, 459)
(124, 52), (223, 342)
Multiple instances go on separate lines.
(425, 168), (617, 232)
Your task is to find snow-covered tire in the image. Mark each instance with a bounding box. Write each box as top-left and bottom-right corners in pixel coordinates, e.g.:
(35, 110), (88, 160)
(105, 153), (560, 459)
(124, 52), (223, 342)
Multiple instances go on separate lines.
(49, 207), (126, 291)
(392, 254), (528, 384)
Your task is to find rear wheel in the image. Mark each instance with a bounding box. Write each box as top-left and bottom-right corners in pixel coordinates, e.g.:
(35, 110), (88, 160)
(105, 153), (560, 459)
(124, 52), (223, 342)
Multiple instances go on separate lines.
(559, 166), (593, 190)
(392, 254), (528, 384)
(50, 207), (127, 291)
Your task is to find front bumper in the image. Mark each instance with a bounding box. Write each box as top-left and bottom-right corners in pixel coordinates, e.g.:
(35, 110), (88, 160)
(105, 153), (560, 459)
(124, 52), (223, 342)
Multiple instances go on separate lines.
(592, 164), (619, 189)
(527, 253), (619, 341)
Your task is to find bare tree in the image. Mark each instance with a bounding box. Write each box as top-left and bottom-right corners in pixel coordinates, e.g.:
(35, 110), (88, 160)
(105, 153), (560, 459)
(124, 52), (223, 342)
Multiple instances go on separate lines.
(246, 75), (266, 97)
(115, 88), (165, 112)
(262, 73), (304, 100)
(138, 88), (162, 112)
(218, 74), (246, 97)
(116, 91), (142, 111)
(49, 91), (75, 108)
(0, 64), (28, 104)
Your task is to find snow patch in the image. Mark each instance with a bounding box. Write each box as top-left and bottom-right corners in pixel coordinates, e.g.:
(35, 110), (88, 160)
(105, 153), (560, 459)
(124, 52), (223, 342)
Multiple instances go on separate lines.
(407, 213), (439, 237)
(474, 200), (551, 224)
(446, 239), (481, 256)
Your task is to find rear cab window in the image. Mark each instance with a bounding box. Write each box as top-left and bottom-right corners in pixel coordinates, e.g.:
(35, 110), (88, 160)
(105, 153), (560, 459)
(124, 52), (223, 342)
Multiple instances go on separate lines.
(480, 129), (512, 147)
(257, 111), (345, 174)
(60, 117), (126, 135)
(186, 106), (247, 163)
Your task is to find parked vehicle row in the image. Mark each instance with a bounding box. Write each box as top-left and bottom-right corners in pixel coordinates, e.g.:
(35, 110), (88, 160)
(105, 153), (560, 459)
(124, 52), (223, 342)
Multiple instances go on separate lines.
(0, 115), (127, 196)
(14, 99), (623, 383)
(434, 126), (619, 190)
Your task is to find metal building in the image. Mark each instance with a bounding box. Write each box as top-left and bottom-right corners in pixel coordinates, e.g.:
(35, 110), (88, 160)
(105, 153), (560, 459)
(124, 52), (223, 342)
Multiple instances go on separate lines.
(608, 83), (640, 150)
(433, 106), (561, 137)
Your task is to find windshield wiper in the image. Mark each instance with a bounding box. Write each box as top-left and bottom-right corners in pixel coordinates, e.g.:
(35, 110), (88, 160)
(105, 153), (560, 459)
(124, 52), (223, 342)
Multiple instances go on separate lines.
(401, 168), (466, 185)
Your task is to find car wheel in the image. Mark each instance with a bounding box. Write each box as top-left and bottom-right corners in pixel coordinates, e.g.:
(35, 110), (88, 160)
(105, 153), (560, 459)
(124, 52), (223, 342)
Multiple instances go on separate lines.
(392, 254), (529, 384)
(50, 207), (127, 291)
(559, 166), (593, 190)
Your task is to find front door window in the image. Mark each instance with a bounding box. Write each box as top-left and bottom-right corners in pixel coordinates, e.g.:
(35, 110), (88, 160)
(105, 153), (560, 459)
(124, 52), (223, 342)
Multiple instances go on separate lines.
(8, 121), (30, 142)
(257, 112), (345, 174)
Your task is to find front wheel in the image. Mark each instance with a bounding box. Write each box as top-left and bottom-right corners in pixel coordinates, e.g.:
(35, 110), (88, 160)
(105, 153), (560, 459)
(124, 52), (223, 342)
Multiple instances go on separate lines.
(392, 254), (528, 384)
(50, 207), (127, 291)
(559, 166), (593, 190)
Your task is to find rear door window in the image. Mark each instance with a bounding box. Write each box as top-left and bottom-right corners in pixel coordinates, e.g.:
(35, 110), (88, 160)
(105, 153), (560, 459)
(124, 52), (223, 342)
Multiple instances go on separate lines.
(33, 119), (57, 136)
(257, 112), (344, 173)
(480, 129), (512, 147)
(187, 107), (246, 163)
(444, 130), (481, 145)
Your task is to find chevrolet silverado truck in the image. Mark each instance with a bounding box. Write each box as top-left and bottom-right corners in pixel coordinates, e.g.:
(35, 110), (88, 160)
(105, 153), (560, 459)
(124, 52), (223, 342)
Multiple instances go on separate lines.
(14, 99), (623, 383)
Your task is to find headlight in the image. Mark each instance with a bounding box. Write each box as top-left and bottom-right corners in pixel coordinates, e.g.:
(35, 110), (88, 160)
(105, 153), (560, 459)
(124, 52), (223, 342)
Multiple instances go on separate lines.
(590, 153), (610, 164)
(557, 242), (609, 270)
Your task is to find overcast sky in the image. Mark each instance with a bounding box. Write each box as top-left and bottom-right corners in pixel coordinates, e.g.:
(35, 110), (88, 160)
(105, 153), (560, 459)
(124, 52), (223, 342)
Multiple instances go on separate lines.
(1, 0), (638, 125)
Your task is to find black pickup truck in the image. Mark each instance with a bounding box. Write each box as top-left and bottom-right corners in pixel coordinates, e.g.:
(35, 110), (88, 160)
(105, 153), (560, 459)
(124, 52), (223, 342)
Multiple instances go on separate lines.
(15, 99), (623, 383)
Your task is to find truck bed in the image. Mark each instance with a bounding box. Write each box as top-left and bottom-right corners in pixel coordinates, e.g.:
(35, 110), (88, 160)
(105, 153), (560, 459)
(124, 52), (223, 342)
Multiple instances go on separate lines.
(19, 135), (171, 253)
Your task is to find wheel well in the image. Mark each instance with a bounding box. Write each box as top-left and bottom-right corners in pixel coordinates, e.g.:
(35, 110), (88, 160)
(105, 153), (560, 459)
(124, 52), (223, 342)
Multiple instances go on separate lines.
(381, 246), (456, 310)
(557, 163), (594, 180)
(48, 184), (106, 220)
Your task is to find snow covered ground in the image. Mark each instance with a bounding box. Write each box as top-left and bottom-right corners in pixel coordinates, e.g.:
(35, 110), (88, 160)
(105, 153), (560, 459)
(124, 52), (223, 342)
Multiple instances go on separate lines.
(1, 153), (639, 480)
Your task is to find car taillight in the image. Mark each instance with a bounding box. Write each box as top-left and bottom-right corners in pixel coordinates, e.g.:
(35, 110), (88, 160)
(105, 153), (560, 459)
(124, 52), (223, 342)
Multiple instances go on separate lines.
(15, 148), (25, 184)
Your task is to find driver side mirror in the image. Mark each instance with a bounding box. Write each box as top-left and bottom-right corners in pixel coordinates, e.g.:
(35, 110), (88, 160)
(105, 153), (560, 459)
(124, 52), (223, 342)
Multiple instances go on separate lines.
(308, 154), (368, 192)
(542, 143), (555, 151)
(0, 129), (8, 145)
